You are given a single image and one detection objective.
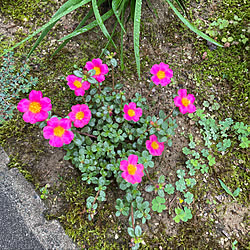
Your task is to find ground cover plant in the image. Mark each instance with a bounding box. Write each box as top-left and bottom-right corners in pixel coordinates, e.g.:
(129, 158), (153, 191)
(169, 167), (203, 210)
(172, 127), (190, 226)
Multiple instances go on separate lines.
(16, 53), (200, 249)
(0, 0), (249, 248)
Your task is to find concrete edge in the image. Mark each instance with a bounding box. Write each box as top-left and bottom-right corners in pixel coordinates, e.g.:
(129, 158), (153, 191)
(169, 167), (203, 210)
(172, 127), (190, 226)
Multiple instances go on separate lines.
(0, 146), (79, 250)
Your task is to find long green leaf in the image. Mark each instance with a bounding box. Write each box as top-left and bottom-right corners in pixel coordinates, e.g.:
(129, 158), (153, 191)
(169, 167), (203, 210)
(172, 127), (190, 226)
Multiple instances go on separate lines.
(59, 9), (114, 41)
(0, 0), (91, 57)
(28, 0), (89, 57)
(134, 0), (142, 79)
(52, 0), (106, 56)
(165, 0), (223, 47)
(120, 6), (125, 71)
(218, 179), (236, 200)
(112, 0), (126, 33)
(99, 21), (118, 58)
(92, 0), (117, 49)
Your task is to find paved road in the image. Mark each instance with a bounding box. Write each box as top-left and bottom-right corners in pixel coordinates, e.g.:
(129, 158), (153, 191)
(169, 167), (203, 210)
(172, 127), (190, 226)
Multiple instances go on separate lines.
(0, 146), (78, 250)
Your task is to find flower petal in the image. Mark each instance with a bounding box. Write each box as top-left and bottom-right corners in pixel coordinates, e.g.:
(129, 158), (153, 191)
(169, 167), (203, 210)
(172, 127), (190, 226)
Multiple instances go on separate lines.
(120, 160), (128, 171)
(178, 89), (187, 98)
(61, 130), (74, 144)
(49, 136), (63, 147)
(150, 64), (160, 74)
(85, 61), (94, 70)
(187, 94), (195, 104)
(29, 90), (42, 101)
(151, 75), (160, 85)
(187, 104), (196, 113)
(128, 154), (138, 165)
(17, 99), (30, 112)
(43, 126), (54, 139)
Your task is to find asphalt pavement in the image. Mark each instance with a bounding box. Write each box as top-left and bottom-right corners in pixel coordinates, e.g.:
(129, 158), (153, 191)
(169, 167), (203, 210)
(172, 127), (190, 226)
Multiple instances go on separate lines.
(0, 146), (78, 250)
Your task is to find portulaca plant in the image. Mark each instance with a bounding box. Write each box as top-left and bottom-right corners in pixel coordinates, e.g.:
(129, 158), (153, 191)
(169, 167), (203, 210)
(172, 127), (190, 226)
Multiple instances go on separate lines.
(17, 53), (197, 249)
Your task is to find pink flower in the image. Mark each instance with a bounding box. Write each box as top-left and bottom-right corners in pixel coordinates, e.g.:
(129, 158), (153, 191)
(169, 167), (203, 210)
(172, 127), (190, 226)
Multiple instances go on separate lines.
(85, 58), (109, 83)
(150, 62), (173, 86)
(43, 117), (74, 147)
(66, 75), (90, 96)
(120, 155), (144, 184)
(174, 89), (196, 114)
(68, 104), (91, 128)
(123, 102), (142, 122)
(17, 90), (52, 124)
(146, 135), (165, 156)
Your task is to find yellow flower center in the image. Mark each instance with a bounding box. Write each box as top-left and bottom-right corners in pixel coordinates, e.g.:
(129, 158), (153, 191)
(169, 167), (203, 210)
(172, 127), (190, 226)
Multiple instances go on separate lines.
(54, 126), (65, 137)
(128, 164), (137, 175)
(181, 98), (190, 107)
(151, 141), (159, 149)
(157, 70), (165, 80)
(76, 111), (85, 120)
(128, 109), (135, 117)
(29, 102), (41, 113)
(93, 66), (101, 76)
(73, 80), (82, 88)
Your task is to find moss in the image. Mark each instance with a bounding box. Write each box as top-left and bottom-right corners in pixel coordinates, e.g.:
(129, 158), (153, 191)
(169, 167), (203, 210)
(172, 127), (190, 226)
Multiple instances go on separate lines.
(46, 177), (128, 249)
(0, 0), (56, 23)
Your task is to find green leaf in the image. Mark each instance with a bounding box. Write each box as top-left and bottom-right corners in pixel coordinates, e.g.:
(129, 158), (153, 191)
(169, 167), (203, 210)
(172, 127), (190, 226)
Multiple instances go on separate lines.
(152, 196), (166, 213)
(127, 227), (135, 237)
(134, 0), (142, 78)
(135, 225), (142, 237)
(164, 184), (175, 194)
(208, 155), (216, 166)
(233, 188), (240, 197)
(184, 192), (194, 204)
(158, 175), (165, 184)
(158, 189), (165, 198)
(164, 0), (222, 47)
(92, 0), (117, 48)
(60, 9), (114, 41)
(145, 185), (154, 192)
(1, 0), (91, 57)
(112, 0), (126, 33)
(218, 179), (236, 200)
(239, 137), (250, 148)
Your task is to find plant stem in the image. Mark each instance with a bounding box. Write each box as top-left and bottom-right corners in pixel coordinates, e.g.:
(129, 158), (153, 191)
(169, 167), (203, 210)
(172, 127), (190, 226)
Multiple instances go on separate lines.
(146, 84), (156, 99)
(112, 65), (115, 91)
(72, 130), (97, 139)
(92, 189), (101, 209)
(131, 203), (135, 230)
(163, 107), (175, 122)
(144, 168), (157, 187)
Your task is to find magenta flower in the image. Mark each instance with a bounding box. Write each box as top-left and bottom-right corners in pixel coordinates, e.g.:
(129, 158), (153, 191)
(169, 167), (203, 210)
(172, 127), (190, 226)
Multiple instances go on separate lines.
(85, 58), (109, 83)
(174, 89), (196, 114)
(146, 135), (165, 156)
(123, 102), (142, 122)
(120, 155), (144, 184)
(43, 117), (74, 147)
(17, 90), (52, 124)
(68, 104), (91, 128)
(66, 75), (90, 96)
(150, 62), (173, 86)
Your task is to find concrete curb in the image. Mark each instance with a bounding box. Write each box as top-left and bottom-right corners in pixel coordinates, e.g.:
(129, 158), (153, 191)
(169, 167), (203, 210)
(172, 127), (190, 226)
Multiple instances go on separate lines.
(0, 146), (79, 250)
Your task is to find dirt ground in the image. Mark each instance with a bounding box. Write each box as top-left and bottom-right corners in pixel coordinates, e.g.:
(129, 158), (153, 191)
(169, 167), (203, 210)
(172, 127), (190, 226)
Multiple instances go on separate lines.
(0, 0), (249, 249)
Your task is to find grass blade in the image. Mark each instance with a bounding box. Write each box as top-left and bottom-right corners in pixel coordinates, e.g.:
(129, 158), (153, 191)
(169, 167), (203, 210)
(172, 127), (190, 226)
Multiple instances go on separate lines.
(28, 0), (89, 57)
(99, 21), (118, 58)
(218, 179), (236, 200)
(120, 6), (125, 71)
(134, 0), (142, 79)
(0, 0), (91, 57)
(59, 9), (114, 41)
(165, 0), (223, 47)
(112, 0), (126, 33)
(92, 0), (117, 49)
(52, 0), (106, 56)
